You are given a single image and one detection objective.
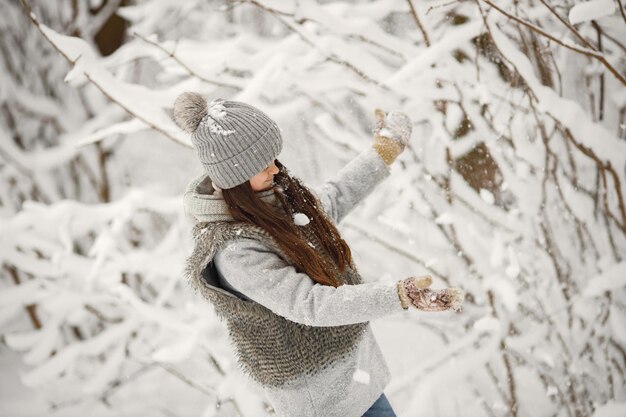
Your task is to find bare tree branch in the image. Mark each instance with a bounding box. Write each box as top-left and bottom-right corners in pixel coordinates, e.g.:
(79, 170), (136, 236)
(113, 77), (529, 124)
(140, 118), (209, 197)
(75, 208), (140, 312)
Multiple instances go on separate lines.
(407, 0), (431, 47)
(133, 32), (243, 90)
(478, 0), (626, 86)
(20, 0), (190, 148)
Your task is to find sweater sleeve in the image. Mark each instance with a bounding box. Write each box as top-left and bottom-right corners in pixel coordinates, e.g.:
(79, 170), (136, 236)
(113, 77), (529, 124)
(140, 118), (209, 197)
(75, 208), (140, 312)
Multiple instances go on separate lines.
(312, 147), (391, 224)
(213, 238), (407, 327)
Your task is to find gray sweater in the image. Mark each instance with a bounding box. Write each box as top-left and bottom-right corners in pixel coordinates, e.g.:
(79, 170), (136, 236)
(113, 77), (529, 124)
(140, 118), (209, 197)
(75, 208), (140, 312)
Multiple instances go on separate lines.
(184, 147), (408, 417)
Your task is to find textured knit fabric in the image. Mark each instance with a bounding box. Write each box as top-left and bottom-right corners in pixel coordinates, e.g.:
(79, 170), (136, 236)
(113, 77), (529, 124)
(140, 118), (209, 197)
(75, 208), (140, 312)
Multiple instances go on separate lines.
(183, 173), (279, 222)
(186, 221), (371, 387)
(183, 147), (407, 417)
(191, 98), (283, 189)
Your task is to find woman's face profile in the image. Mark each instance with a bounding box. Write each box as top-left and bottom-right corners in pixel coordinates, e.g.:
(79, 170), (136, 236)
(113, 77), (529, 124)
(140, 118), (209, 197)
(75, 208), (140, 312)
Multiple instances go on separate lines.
(249, 160), (279, 191)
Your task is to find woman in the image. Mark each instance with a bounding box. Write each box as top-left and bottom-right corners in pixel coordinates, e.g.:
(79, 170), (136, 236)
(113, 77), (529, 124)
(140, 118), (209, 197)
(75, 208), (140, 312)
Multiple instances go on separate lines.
(174, 93), (464, 417)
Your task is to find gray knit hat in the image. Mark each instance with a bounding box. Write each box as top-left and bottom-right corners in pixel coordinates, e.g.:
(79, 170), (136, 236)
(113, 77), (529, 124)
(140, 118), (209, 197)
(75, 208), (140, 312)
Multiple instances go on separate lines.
(173, 92), (283, 189)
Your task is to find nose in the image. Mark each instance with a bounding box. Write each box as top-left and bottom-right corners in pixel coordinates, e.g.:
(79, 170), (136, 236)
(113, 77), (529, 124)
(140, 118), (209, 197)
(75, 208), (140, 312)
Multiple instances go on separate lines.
(268, 162), (279, 175)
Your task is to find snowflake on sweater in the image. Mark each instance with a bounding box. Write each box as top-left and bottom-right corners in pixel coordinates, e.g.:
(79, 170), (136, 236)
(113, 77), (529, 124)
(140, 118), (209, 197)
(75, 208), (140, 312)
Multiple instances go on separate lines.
(200, 98), (236, 136)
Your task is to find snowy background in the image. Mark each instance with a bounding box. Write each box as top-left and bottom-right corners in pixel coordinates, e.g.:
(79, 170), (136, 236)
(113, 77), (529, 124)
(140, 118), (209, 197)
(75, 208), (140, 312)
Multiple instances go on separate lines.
(1, 0), (626, 416)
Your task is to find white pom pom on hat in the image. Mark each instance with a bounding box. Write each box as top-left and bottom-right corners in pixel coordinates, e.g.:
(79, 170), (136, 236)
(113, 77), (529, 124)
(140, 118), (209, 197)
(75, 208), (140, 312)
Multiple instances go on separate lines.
(173, 92), (207, 134)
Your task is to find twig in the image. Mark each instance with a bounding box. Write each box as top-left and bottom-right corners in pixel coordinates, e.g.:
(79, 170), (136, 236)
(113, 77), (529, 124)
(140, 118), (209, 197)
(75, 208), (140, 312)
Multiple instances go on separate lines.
(20, 0), (190, 148)
(474, 0), (539, 102)
(157, 363), (216, 397)
(74, 153), (102, 200)
(243, 0), (390, 90)
(487, 291), (519, 417)
(3, 265), (42, 329)
(562, 128), (626, 237)
(617, 0), (626, 27)
(426, 0), (461, 15)
(242, 0), (403, 57)
(470, 382), (499, 417)
(537, 0), (598, 51)
(478, 0), (626, 86)
(95, 142), (110, 202)
(597, 26), (626, 54)
(101, 362), (157, 404)
(133, 32), (243, 90)
(507, 347), (575, 417)
(407, 0), (431, 47)
(592, 21), (605, 121)
(343, 220), (452, 286)
(84, 304), (124, 323)
(83, 72), (188, 147)
(478, 0), (600, 55)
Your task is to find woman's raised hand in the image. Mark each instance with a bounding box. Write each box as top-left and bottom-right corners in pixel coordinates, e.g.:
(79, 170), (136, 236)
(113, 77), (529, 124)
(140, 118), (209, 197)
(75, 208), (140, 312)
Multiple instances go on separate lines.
(372, 109), (413, 165)
(396, 275), (465, 312)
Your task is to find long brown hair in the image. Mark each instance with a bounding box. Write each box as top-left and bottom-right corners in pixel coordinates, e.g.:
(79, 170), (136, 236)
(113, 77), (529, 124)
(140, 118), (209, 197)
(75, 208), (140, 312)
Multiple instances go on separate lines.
(221, 159), (354, 288)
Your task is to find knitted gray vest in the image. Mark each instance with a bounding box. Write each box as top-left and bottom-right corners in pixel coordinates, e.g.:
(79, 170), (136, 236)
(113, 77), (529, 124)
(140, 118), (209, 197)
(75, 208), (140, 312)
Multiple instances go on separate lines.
(184, 219), (368, 388)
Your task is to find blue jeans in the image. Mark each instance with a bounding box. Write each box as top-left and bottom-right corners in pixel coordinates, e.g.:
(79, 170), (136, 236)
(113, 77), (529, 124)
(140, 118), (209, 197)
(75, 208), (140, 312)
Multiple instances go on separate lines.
(362, 393), (397, 417)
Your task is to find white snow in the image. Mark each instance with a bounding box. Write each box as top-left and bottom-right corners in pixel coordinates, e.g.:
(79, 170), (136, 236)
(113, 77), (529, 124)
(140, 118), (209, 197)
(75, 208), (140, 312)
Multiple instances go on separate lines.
(3, 1), (626, 416)
(434, 212), (454, 225)
(377, 127), (394, 138)
(484, 275), (519, 313)
(479, 188), (495, 205)
(293, 212), (310, 226)
(568, 0), (615, 25)
(591, 401), (626, 417)
(488, 13), (626, 177)
(200, 105), (237, 136)
(582, 261), (626, 297)
(37, 22), (191, 147)
(151, 330), (198, 363)
(201, 98), (236, 135)
(207, 98), (227, 119)
(352, 368), (371, 384)
(505, 245), (520, 279)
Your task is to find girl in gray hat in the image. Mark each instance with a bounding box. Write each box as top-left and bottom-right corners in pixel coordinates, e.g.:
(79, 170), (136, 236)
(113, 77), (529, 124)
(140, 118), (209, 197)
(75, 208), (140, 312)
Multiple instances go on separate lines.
(174, 93), (464, 417)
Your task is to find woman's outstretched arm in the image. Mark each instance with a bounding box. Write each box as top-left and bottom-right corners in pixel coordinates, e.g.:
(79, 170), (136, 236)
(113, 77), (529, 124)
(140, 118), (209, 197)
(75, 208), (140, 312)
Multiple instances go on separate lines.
(213, 237), (407, 327)
(312, 147), (391, 224)
(312, 110), (412, 224)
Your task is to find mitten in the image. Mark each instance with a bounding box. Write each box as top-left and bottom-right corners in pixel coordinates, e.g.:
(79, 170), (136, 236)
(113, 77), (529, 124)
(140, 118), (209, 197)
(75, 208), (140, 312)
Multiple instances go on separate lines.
(372, 109), (412, 165)
(396, 275), (465, 312)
